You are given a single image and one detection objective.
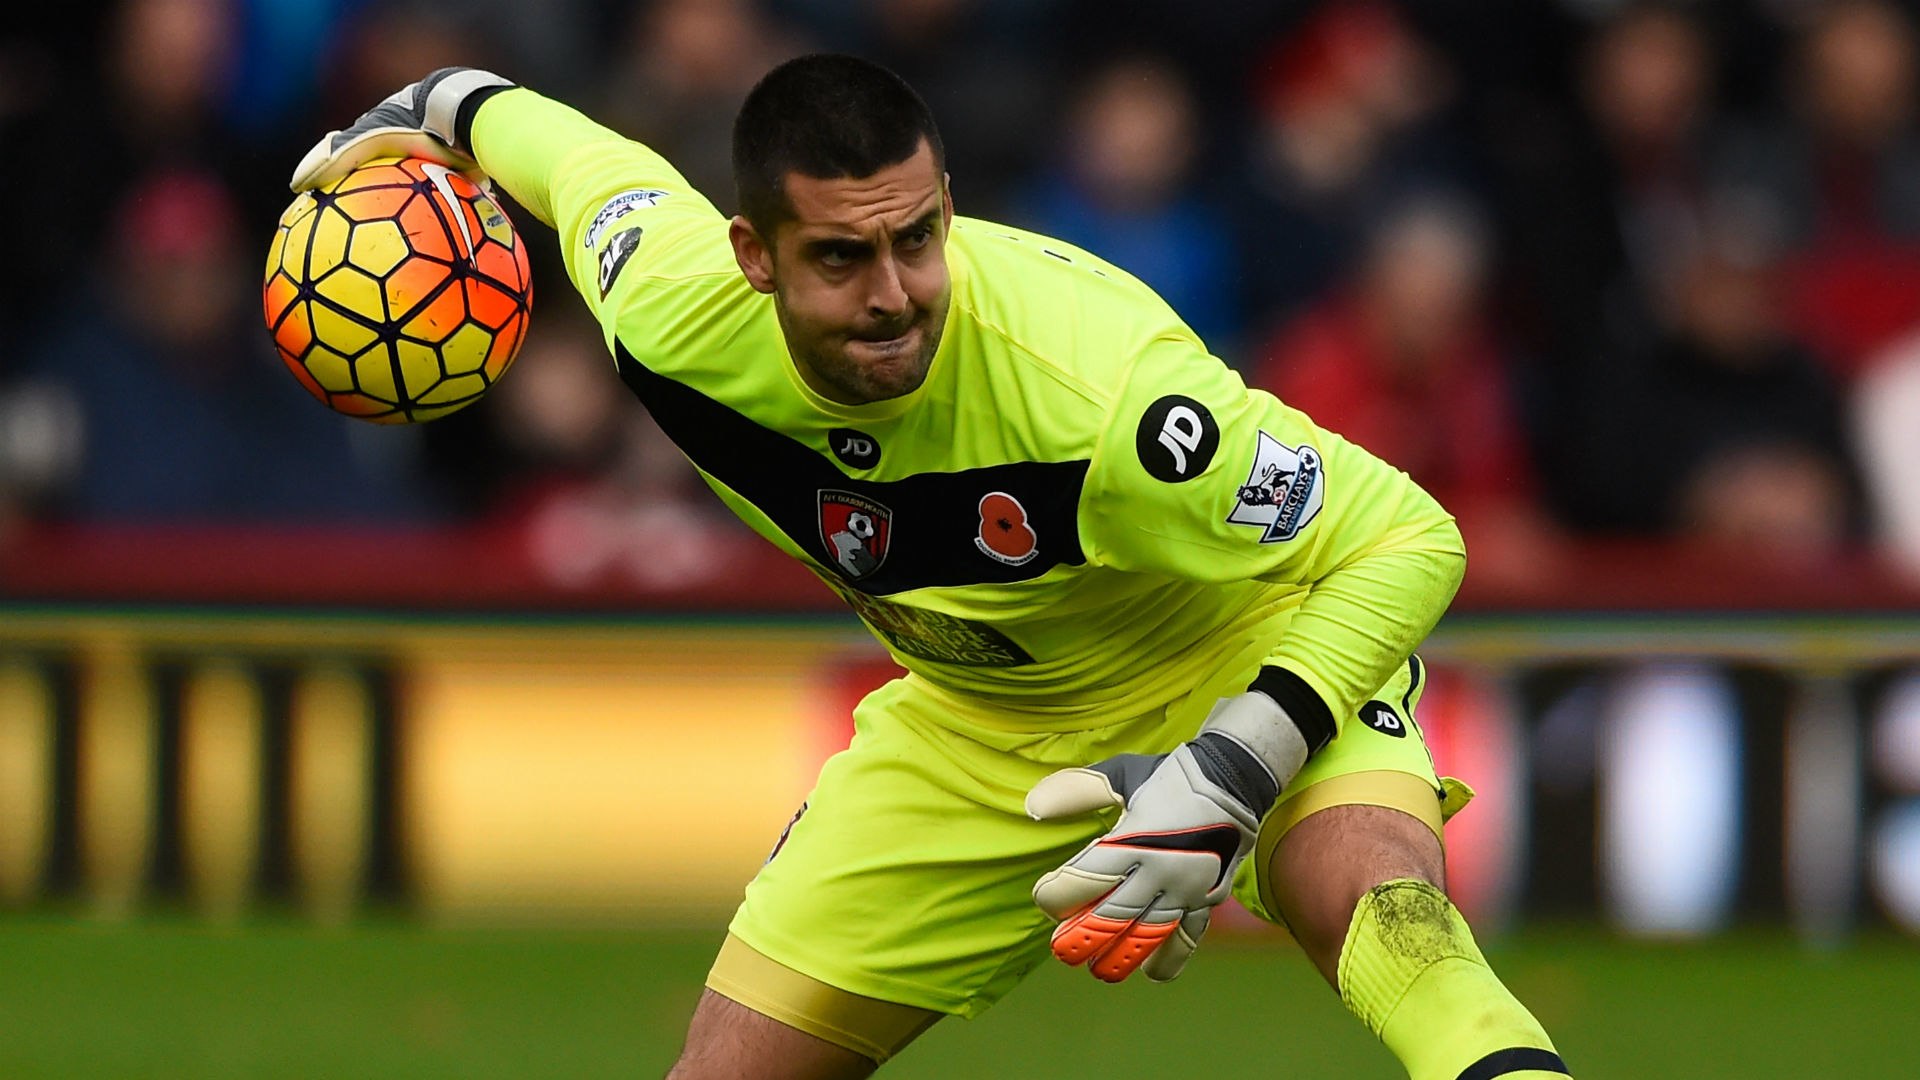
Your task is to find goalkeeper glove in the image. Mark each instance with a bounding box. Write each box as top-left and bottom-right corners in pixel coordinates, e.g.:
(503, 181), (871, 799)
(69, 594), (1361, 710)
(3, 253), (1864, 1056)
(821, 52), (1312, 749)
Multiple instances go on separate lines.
(1026, 690), (1313, 983)
(289, 67), (516, 192)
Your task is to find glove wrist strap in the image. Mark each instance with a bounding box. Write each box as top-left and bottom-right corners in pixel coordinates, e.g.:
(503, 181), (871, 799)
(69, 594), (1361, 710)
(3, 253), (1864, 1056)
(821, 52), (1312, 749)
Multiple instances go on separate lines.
(419, 68), (518, 149)
(1199, 690), (1312, 806)
(1190, 732), (1280, 814)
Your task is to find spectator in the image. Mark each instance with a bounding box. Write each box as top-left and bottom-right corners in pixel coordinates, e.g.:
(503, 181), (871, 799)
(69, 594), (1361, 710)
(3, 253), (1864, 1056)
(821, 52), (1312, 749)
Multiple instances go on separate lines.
(1675, 442), (1852, 559)
(1849, 328), (1920, 581)
(1499, 3), (1793, 531)
(778, 0), (1053, 216)
(1249, 192), (1561, 589)
(21, 170), (432, 523)
(320, 2), (511, 117)
(1552, 197), (1862, 551)
(433, 0), (607, 105)
(1720, 0), (1920, 381)
(2, 0), (247, 350)
(1565, 1), (1725, 355)
(599, 0), (805, 208)
(1013, 54), (1240, 349)
(1233, 0), (1472, 333)
(222, 0), (358, 150)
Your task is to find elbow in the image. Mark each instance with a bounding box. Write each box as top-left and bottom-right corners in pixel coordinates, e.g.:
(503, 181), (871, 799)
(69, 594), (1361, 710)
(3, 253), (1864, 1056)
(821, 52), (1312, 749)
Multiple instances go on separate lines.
(1435, 516), (1468, 599)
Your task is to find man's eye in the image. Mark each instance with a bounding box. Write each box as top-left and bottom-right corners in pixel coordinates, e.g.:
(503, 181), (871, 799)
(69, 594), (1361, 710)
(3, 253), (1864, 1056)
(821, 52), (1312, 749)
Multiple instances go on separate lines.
(819, 249), (854, 268)
(899, 228), (932, 250)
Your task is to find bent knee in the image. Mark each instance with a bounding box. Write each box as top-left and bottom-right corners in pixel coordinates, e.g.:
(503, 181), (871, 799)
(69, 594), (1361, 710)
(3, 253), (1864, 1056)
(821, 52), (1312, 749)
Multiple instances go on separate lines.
(1269, 803), (1447, 974)
(670, 988), (884, 1080)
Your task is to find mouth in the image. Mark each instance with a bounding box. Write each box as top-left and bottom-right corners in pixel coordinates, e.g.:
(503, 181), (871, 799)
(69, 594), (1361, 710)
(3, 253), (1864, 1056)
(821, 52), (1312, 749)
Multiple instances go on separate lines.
(848, 323), (920, 360)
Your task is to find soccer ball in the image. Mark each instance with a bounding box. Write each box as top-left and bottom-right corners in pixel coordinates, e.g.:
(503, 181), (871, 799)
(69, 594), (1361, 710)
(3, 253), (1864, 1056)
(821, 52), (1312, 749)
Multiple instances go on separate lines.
(262, 157), (533, 423)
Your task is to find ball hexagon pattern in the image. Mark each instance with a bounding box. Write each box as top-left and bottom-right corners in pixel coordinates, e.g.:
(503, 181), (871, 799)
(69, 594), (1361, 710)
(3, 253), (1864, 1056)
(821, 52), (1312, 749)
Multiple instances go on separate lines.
(264, 157), (532, 423)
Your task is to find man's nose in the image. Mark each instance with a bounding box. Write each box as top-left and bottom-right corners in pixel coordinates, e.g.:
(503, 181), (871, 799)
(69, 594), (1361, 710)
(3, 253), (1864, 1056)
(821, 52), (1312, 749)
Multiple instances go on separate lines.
(866, 256), (909, 317)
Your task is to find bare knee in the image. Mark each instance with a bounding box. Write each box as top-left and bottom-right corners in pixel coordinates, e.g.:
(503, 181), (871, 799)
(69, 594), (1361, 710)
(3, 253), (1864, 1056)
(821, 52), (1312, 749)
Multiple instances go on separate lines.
(1268, 803), (1446, 985)
(668, 989), (879, 1080)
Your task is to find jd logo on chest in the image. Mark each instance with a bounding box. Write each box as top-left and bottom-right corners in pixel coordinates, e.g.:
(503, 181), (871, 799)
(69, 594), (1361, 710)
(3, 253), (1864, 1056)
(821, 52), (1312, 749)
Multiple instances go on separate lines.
(1136, 395), (1219, 482)
(828, 428), (881, 469)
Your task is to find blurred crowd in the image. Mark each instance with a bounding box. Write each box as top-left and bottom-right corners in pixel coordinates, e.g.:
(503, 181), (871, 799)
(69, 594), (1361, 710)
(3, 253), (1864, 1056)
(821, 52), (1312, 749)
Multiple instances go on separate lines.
(6, 0), (1920, 592)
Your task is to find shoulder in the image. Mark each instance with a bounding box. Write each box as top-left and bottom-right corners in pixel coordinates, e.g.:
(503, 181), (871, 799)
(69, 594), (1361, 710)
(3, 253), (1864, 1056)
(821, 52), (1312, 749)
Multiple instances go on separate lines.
(608, 262), (775, 376)
(948, 217), (1204, 398)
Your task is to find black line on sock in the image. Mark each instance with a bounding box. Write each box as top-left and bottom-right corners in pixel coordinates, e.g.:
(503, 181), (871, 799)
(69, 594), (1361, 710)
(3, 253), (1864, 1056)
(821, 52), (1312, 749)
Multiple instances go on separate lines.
(1455, 1047), (1569, 1079)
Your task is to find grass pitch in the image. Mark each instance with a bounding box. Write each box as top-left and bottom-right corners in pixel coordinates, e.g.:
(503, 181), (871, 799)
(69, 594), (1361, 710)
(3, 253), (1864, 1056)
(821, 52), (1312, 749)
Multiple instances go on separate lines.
(1, 913), (1914, 1078)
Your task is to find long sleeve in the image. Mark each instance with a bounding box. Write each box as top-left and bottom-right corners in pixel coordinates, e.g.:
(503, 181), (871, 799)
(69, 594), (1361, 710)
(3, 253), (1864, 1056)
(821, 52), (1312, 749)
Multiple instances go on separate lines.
(1080, 336), (1467, 737)
(467, 88), (735, 323)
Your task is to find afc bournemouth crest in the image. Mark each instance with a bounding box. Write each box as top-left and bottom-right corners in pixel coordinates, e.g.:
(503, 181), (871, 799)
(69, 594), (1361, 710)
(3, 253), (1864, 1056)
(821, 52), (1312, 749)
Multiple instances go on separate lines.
(1227, 432), (1325, 543)
(819, 490), (892, 580)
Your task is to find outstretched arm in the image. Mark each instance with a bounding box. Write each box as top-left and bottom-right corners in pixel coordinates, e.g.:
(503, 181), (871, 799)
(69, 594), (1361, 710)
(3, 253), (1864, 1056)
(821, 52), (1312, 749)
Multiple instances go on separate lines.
(291, 68), (731, 326)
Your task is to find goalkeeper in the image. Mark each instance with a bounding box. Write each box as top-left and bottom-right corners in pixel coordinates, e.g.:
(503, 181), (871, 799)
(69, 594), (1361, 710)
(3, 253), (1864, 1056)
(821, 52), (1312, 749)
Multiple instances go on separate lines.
(293, 58), (1571, 1080)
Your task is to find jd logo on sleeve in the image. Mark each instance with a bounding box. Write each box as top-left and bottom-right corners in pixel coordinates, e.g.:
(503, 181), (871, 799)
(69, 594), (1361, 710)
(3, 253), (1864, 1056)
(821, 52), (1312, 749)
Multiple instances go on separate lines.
(1359, 701), (1407, 737)
(1136, 395), (1218, 483)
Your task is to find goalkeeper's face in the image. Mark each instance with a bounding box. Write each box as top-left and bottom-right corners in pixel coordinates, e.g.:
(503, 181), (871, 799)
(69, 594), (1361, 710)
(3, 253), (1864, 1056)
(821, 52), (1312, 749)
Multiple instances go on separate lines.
(731, 140), (953, 405)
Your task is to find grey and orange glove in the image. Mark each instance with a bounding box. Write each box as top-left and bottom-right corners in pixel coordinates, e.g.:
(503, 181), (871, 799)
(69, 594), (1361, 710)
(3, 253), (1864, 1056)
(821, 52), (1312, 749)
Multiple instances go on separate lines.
(1026, 690), (1312, 982)
(289, 67), (515, 192)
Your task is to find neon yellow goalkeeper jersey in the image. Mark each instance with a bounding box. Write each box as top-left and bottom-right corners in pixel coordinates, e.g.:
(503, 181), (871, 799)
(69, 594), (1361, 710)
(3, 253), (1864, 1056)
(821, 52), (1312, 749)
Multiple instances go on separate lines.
(472, 89), (1465, 737)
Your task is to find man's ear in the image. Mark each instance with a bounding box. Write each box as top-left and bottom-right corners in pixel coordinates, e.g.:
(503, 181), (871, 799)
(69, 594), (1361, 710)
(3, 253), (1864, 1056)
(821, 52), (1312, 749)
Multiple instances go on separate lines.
(943, 173), (954, 227)
(729, 215), (777, 294)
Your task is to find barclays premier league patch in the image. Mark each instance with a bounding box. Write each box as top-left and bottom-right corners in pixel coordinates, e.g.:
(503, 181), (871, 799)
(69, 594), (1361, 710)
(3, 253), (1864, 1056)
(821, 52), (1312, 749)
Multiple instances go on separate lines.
(583, 188), (670, 249)
(597, 227), (643, 298)
(1227, 431), (1324, 543)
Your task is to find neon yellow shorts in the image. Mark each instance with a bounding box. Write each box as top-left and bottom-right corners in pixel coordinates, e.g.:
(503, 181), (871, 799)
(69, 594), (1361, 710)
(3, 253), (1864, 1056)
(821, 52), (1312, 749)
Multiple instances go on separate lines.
(716, 632), (1467, 1051)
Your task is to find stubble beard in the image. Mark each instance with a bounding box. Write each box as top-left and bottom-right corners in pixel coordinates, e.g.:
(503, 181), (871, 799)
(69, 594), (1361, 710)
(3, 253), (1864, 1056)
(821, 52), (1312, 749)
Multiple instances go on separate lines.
(785, 299), (947, 405)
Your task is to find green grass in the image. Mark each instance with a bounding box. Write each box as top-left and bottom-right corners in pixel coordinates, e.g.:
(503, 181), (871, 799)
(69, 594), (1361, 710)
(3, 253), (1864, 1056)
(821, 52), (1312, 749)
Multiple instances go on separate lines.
(1, 914), (1915, 1078)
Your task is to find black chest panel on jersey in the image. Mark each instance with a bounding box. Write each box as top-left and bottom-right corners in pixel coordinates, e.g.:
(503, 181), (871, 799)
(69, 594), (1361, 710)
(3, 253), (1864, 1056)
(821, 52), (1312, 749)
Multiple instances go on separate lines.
(616, 345), (1090, 597)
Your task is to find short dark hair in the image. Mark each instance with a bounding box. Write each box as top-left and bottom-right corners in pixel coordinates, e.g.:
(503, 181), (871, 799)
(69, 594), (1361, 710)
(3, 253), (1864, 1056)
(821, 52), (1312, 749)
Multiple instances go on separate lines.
(732, 54), (945, 234)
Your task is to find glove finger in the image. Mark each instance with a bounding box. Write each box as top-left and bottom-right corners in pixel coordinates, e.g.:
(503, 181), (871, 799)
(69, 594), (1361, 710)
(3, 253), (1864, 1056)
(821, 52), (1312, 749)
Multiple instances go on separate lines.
(289, 133), (346, 192)
(1025, 767), (1123, 821)
(1032, 863), (1123, 921)
(1083, 753), (1169, 801)
(1086, 914), (1180, 983)
(1049, 901), (1141, 971)
(290, 130), (477, 192)
(1141, 907), (1209, 983)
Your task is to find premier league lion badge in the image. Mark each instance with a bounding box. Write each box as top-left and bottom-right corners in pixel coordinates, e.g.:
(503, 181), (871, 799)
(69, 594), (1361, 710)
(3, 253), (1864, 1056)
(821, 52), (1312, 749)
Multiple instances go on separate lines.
(1227, 432), (1325, 543)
